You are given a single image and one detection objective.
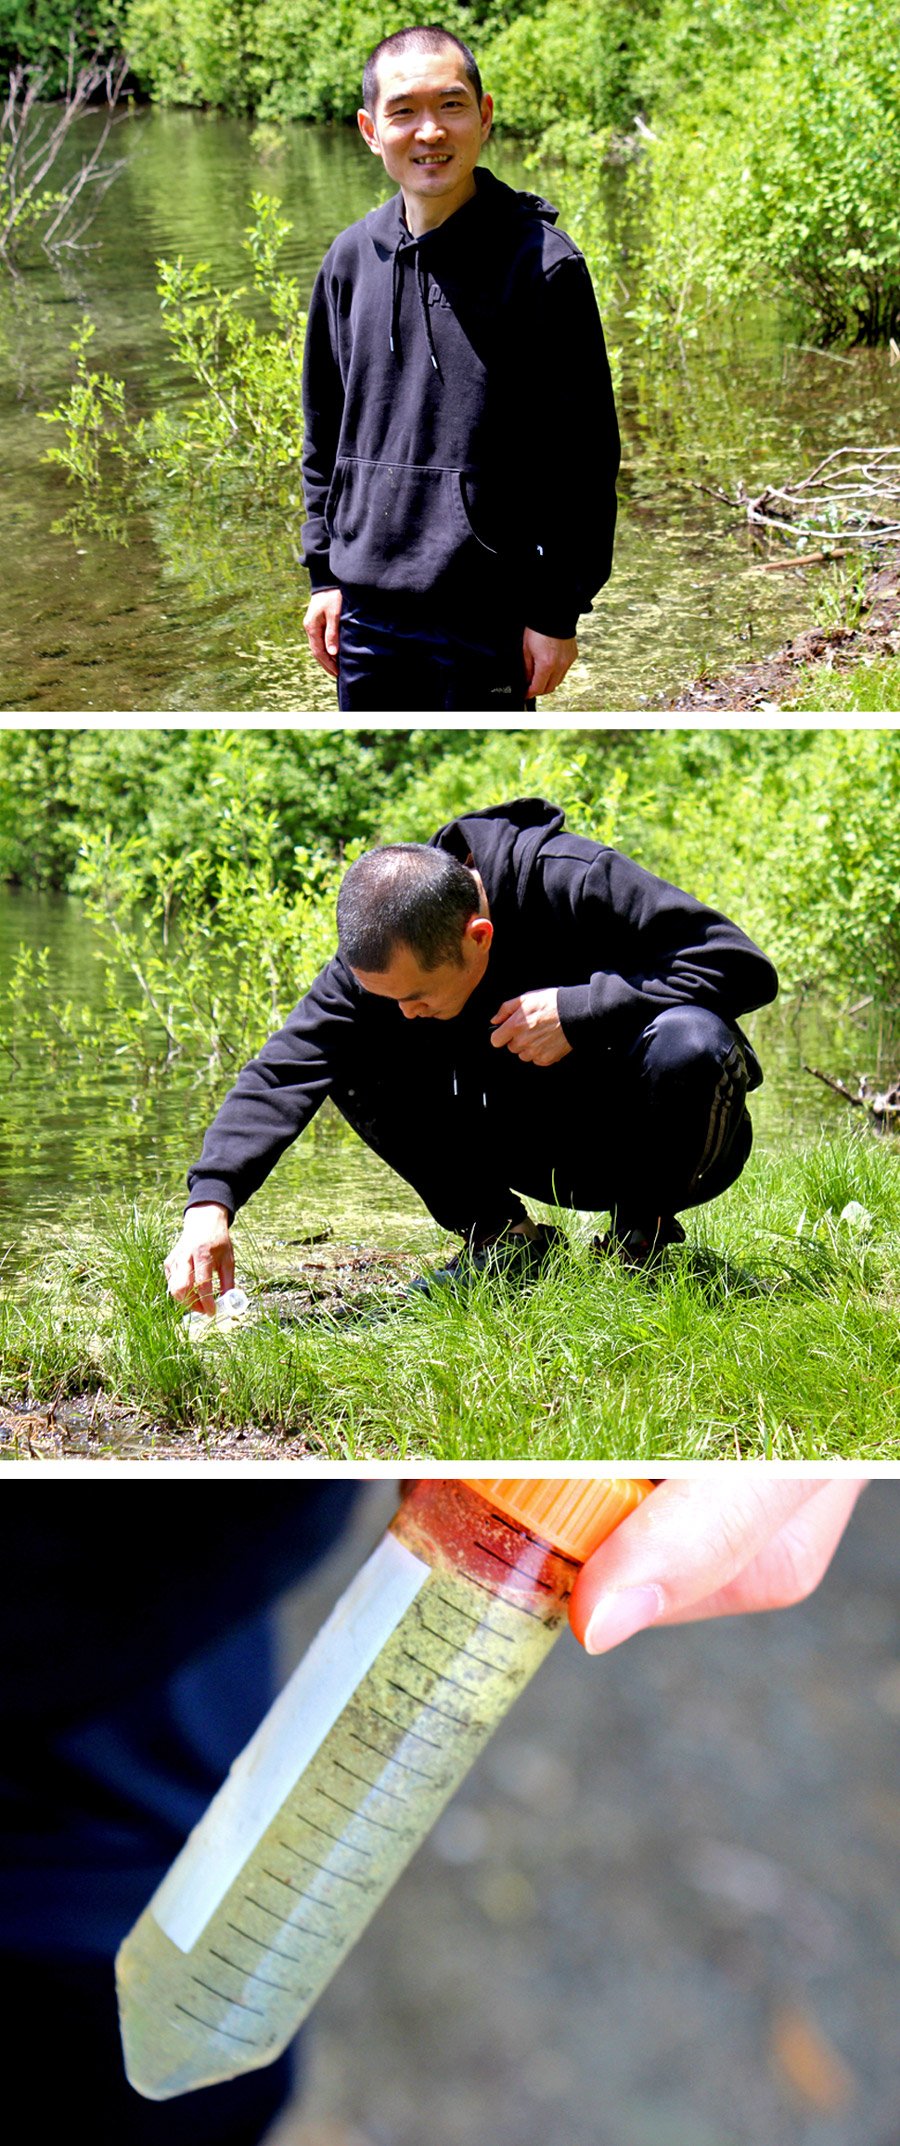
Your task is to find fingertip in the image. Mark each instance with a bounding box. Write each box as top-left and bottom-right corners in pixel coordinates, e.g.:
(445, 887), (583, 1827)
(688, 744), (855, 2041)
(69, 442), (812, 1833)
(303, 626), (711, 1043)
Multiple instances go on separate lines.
(574, 1584), (663, 1656)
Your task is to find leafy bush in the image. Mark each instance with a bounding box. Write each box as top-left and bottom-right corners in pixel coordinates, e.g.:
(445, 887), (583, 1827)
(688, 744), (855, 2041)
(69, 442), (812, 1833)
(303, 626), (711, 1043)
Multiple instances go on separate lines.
(720, 0), (900, 344)
(116, 0), (661, 128)
(0, 727), (451, 891)
(118, 0), (530, 121)
(589, 0), (900, 348)
(43, 194), (307, 507)
(766, 732), (900, 1004)
(0, 1), (127, 76)
(121, 0), (260, 111)
(3, 804), (344, 1078)
(478, 0), (661, 145)
(143, 194), (306, 498)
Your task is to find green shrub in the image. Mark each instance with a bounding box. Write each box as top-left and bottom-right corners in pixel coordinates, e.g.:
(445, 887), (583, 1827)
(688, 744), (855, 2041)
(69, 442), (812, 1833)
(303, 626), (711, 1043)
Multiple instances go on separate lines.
(1, 803), (345, 1079)
(0, 1), (127, 75)
(479, 0), (661, 145)
(121, 0), (256, 110)
(43, 195), (307, 508)
(119, 0), (524, 120)
(593, 0), (900, 348)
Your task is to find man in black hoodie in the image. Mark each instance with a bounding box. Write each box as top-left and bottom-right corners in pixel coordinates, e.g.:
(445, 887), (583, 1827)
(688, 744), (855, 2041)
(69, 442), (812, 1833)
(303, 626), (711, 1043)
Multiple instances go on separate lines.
(164, 801), (778, 1307)
(300, 25), (620, 712)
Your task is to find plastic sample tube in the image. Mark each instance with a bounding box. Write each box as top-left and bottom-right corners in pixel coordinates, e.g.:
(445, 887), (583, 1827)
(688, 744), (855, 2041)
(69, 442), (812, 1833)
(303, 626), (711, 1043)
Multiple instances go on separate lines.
(117, 1475), (653, 2101)
(183, 1288), (251, 1340)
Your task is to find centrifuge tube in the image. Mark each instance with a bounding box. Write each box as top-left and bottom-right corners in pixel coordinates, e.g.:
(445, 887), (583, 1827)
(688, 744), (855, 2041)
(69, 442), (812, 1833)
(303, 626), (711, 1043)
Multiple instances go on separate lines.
(116, 1475), (652, 2100)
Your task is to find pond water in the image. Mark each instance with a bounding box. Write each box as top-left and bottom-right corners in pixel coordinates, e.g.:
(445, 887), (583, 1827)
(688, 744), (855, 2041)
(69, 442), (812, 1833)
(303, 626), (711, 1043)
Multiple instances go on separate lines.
(2, 884), (894, 1266)
(3, 108), (899, 712)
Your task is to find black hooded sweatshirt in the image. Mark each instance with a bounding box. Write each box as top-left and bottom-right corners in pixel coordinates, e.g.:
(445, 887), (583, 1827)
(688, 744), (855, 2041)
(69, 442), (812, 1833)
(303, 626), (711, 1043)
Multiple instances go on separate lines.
(185, 801), (778, 1220)
(300, 169), (620, 640)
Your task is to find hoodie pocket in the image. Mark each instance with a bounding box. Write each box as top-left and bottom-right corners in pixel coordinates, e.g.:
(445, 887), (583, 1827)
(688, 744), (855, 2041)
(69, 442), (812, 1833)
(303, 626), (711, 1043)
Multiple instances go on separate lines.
(326, 457), (496, 593)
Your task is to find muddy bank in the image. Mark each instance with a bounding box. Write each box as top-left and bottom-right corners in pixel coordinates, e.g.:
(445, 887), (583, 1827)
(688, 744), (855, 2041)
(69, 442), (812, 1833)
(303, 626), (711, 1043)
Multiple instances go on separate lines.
(0, 1241), (419, 1462)
(668, 554), (900, 709)
(0, 1401), (329, 1461)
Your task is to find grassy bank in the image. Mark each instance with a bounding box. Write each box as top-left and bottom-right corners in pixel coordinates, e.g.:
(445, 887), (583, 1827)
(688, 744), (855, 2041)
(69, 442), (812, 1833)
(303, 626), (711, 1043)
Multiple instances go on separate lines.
(670, 556), (900, 712)
(3, 1130), (898, 1461)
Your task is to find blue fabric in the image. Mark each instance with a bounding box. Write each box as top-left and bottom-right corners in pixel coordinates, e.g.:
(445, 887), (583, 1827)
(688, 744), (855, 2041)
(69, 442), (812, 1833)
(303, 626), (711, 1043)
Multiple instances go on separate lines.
(0, 1484), (360, 2142)
(336, 601), (533, 712)
(1, 1604), (278, 1961)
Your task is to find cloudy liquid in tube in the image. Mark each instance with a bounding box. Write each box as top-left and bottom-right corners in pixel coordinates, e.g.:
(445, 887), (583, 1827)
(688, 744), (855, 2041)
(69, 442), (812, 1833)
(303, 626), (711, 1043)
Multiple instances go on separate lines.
(116, 1477), (649, 2099)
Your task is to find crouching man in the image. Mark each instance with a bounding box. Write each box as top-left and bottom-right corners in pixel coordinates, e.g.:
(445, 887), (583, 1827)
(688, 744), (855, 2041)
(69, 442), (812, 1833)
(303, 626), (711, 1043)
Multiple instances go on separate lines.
(164, 799), (778, 1309)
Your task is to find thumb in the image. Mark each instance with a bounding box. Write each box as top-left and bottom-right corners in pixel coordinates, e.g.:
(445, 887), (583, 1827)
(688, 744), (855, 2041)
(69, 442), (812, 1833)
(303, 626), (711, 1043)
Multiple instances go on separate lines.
(568, 1476), (859, 1654)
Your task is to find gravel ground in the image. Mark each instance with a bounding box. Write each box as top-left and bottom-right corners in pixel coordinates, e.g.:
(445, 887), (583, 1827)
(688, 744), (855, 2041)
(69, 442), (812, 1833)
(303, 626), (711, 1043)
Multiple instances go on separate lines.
(257, 1480), (900, 2146)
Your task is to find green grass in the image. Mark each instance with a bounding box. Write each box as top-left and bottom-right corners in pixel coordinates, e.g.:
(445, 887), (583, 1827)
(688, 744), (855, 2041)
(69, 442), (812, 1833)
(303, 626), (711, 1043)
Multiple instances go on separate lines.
(786, 653), (900, 712)
(2, 1130), (899, 1458)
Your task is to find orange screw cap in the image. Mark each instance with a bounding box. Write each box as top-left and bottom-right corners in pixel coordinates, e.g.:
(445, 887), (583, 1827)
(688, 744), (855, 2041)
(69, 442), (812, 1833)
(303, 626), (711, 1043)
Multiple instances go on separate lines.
(462, 1478), (654, 1563)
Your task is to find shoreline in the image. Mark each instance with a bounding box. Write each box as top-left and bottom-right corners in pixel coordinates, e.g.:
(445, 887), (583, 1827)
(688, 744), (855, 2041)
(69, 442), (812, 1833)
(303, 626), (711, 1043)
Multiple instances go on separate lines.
(667, 555), (900, 711)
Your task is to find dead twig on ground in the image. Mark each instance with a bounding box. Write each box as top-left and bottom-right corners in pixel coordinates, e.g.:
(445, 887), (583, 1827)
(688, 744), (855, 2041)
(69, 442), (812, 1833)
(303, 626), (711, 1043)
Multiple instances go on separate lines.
(696, 447), (900, 556)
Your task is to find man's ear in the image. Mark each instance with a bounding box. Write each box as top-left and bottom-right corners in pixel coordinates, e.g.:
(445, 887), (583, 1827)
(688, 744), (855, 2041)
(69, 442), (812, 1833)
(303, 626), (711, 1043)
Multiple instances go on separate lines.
(466, 914), (494, 953)
(358, 108), (381, 155)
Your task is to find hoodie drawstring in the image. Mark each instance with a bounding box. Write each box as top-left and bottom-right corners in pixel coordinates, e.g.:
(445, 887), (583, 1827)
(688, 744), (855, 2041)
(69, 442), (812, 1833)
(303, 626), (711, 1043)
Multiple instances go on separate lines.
(417, 254), (442, 377)
(389, 242), (405, 359)
(389, 235), (442, 378)
(451, 1064), (488, 1112)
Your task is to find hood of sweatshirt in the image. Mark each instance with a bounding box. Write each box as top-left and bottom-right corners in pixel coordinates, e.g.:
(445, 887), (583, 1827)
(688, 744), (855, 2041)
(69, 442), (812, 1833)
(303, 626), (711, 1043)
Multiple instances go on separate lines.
(429, 796), (566, 915)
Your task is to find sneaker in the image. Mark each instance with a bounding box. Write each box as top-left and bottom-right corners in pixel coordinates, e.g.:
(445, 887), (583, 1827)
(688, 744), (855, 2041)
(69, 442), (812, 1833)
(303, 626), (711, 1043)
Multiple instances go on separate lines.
(407, 1222), (564, 1299)
(593, 1215), (686, 1272)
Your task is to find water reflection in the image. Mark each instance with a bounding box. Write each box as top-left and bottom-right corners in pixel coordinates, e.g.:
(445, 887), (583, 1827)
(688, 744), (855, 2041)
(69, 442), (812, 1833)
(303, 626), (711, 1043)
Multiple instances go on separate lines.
(2, 112), (898, 710)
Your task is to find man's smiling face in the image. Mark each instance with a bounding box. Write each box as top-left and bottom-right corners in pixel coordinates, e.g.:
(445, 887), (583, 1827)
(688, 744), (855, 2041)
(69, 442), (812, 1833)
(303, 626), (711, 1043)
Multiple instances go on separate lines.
(358, 42), (493, 233)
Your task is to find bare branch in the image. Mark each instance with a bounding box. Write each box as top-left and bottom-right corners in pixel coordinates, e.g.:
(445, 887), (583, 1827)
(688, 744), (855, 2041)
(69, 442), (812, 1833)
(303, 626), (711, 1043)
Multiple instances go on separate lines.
(1, 48), (133, 264)
(695, 447), (900, 555)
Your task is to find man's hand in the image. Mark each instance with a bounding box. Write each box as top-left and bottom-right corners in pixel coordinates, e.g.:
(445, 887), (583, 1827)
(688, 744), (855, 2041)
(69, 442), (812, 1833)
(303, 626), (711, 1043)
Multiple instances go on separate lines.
(569, 1476), (864, 1654)
(164, 1203), (235, 1317)
(303, 588), (342, 680)
(523, 628), (577, 700)
(490, 988), (573, 1066)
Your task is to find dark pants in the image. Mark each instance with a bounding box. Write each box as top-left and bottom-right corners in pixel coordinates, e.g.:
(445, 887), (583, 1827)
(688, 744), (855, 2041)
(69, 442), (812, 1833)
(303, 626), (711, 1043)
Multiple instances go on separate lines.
(0, 1953), (292, 2145)
(340, 1005), (754, 1239)
(337, 600), (535, 712)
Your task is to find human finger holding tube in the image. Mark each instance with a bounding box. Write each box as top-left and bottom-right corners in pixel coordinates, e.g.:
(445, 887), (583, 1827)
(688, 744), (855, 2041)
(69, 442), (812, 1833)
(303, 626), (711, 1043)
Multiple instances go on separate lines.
(570, 1475), (865, 1653)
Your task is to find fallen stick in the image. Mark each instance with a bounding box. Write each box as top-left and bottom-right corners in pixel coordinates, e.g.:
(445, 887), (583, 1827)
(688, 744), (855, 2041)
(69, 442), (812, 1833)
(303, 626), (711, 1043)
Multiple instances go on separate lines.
(751, 550), (853, 572)
(803, 1064), (866, 1107)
